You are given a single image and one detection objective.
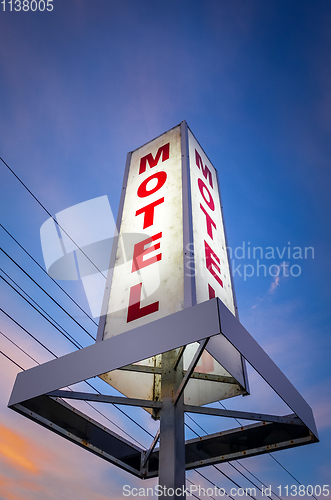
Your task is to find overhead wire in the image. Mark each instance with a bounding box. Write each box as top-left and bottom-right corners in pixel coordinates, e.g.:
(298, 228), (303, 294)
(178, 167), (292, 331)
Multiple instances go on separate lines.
(0, 350), (24, 370)
(194, 469), (235, 500)
(184, 417), (247, 498)
(0, 157), (107, 279)
(0, 329), (39, 365)
(0, 271), (83, 349)
(1, 247), (95, 341)
(0, 265), (225, 498)
(0, 223), (98, 327)
(186, 477), (206, 500)
(186, 409), (272, 499)
(0, 157), (157, 440)
(186, 416), (260, 500)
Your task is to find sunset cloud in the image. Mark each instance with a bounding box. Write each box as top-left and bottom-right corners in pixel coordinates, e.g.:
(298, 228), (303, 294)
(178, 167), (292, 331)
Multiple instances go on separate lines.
(0, 424), (39, 475)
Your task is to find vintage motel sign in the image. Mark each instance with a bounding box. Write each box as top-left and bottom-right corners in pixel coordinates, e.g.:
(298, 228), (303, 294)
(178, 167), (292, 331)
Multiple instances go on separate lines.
(8, 122), (318, 488)
(97, 122), (249, 409)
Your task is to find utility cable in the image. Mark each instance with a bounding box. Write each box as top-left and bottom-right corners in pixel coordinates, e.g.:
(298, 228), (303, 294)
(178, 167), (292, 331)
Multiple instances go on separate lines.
(194, 469), (235, 500)
(0, 223), (98, 327)
(268, 454), (303, 486)
(1, 248), (95, 341)
(0, 157), (107, 279)
(187, 406), (264, 497)
(0, 329), (39, 365)
(1, 272), (83, 349)
(1, 308), (57, 358)
(184, 418), (243, 499)
(0, 350), (24, 370)
(186, 477), (206, 500)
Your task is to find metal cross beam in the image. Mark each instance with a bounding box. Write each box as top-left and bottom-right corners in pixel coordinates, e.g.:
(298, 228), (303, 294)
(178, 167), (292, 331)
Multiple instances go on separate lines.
(46, 390), (162, 409)
(184, 405), (302, 424)
(173, 338), (209, 405)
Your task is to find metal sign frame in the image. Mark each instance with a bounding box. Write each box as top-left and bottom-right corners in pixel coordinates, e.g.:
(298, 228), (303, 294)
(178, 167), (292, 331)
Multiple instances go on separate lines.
(8, 298), (318, 482)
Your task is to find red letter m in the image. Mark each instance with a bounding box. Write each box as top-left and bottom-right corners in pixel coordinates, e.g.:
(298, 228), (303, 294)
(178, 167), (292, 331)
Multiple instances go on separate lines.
(139, 143), (170, 175)
(195, 150), (213, 189)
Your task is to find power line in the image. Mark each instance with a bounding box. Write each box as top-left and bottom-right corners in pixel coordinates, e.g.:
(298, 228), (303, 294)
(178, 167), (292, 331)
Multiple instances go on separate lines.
(186, 477), (206, 500)
(1, 257), (300, 497)
(1, 271), (83, 349)
(194, 469), (235, 500)
(0, 157), (107, 279)
(269, 454), (303, 486)
(1, 247), (95, 341)
(184, 417), (249, 499)
(0, 329), (39, 365)
(1, 307), (278, 498)
(236, 462), (273, 493)
(1, 308), (57, 358)
(0, 350), (24, 370)
(0, 223), (98, 327)
(2, 154), (249, 485)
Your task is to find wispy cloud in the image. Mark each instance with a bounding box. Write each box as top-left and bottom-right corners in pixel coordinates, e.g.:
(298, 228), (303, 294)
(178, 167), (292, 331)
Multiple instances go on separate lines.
(0, 424), (40, 475)
(269, 274), (280, 293)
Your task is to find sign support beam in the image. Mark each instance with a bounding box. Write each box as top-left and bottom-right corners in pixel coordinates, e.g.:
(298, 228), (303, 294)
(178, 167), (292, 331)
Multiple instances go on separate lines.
(173, 338), (209, 405)
(8, 298), (319, 484)
(159, 350), (186, 499)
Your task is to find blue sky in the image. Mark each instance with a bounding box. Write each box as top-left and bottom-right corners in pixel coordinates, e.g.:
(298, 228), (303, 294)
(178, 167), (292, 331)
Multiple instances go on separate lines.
(1, 1), (331, 499)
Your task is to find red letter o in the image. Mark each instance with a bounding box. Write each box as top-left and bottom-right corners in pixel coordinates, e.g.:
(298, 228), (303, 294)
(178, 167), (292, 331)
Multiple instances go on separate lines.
(198, 178), (215, 211)
(137, 171), (167, 198)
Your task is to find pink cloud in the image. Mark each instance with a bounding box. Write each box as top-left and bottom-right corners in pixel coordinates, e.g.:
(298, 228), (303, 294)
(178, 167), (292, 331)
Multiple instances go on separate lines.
(269, 275), (280, 293)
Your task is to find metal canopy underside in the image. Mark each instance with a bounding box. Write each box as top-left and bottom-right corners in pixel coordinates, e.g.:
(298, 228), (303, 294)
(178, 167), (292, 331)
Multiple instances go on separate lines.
(8, 298), (319, 479)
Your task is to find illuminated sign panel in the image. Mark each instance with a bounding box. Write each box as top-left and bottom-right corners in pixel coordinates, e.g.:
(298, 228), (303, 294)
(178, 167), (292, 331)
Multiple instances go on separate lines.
(183, 130), (245, 405)
(102, 125), (184, 340)
(99, 123), (247, 409)
(188, 130), (235, 314)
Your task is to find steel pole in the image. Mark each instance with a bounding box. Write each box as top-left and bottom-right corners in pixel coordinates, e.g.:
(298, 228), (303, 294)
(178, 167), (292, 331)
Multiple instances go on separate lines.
(158, 349), (186, 499)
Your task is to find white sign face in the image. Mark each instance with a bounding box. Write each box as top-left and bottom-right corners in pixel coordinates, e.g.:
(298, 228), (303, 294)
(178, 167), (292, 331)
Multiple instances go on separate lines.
(184, 129), (245, 405)
(99, 123), (247, 409)
(103, 125), (184, 340)
(188, 129), (235, 314)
